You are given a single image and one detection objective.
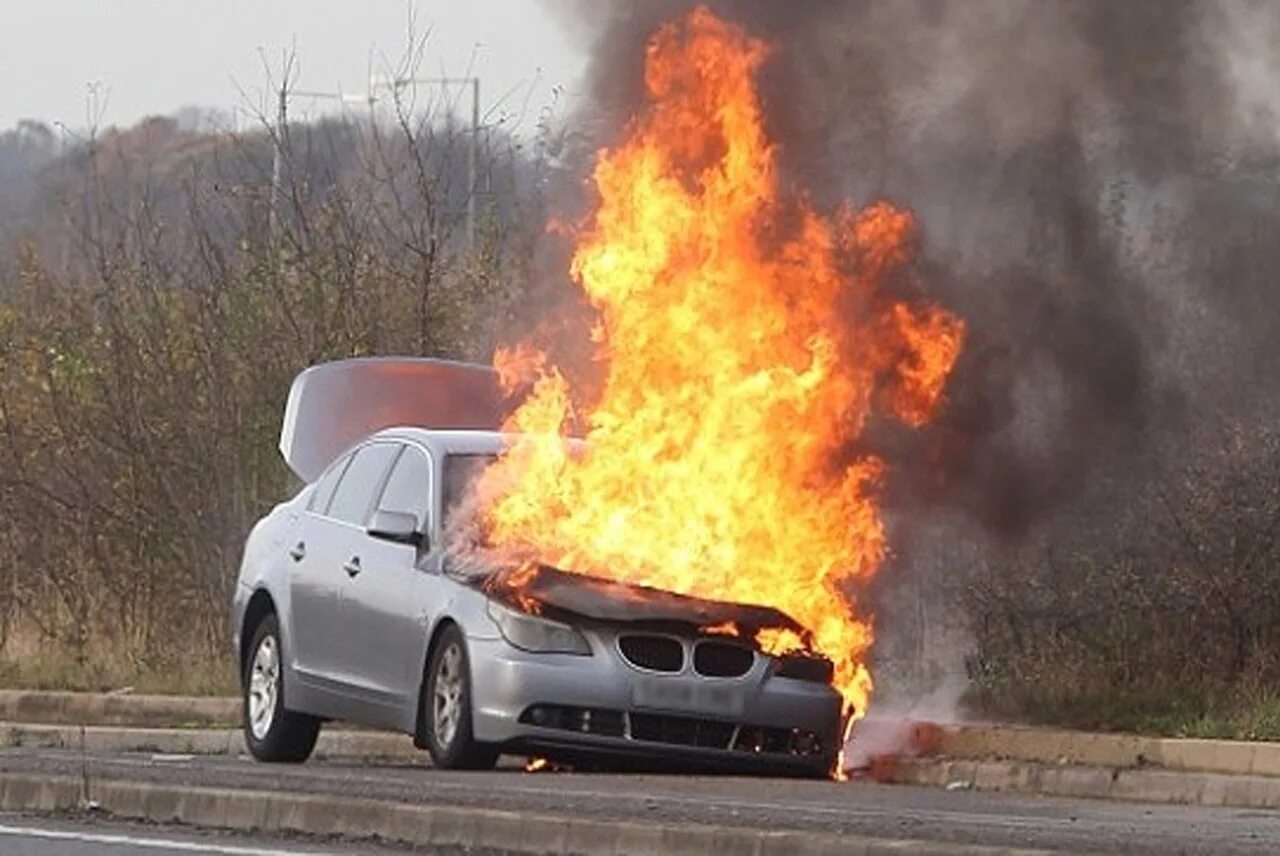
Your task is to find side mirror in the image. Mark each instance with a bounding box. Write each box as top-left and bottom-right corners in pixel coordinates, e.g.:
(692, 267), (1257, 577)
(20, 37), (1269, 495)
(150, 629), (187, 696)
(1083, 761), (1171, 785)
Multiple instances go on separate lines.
(368, 510), (424, 547)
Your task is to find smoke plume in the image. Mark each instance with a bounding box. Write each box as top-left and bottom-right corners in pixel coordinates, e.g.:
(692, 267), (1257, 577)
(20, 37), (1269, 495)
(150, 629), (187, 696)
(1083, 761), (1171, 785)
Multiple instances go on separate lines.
(538, 0), (1280, 534)
(533, 0), (1280, 702)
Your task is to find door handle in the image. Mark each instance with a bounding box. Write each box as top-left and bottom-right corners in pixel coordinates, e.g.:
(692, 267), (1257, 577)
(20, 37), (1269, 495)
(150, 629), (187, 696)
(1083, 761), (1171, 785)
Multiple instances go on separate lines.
(289, 542), (306, 562)
(343, 557), (362, 578)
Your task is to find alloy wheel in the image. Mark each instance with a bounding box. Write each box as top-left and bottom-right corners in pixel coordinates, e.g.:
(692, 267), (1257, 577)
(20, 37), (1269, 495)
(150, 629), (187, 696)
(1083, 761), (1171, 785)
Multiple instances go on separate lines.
(433, 642), (463, 748)
(248, 634), (279, 740)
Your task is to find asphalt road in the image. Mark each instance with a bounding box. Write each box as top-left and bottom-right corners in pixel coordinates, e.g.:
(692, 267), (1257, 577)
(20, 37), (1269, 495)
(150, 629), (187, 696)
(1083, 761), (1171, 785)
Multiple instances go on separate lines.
(2, 747), (1280, 855)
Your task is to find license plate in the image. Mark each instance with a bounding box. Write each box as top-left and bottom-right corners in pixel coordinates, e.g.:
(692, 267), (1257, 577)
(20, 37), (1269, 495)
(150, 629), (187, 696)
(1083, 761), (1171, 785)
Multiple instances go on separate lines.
(631, 678), (746, 717)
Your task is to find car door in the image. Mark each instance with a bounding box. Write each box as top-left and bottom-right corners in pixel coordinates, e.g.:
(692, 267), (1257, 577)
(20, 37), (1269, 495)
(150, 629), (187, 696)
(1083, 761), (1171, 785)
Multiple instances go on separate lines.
(286, 451), (353, 687)
(341, 444), (439, 713)
(291, 441), (399, 695)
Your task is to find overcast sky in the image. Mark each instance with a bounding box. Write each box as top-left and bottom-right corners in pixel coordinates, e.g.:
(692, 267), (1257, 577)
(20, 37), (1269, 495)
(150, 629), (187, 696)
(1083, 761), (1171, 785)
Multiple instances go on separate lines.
(3, 0), (589, 134)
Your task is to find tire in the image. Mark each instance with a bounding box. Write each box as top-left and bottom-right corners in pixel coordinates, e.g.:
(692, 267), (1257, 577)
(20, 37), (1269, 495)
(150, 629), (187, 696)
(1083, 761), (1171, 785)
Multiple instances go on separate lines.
(421, 624), (499, 770)
(242, 614), (321, 763)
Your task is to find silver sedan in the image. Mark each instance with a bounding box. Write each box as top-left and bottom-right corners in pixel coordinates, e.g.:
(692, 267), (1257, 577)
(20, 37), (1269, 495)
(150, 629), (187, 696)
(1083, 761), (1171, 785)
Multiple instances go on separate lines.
(230, 360), (843, 777)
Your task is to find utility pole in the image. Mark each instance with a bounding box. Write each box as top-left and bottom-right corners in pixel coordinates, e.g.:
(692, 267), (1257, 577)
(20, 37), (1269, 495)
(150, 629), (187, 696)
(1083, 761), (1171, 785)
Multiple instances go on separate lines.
(467, 76), (480, 255)
(268, 84), (287, 240)
(269, 86), (368, 241)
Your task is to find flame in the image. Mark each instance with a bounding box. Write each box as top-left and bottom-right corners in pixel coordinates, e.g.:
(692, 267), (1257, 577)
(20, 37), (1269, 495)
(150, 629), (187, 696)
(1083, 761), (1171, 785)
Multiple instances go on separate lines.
(525, 756), (550, 773)
(755, 627), (807, 657)
(484, 561), (545, 616)
(493, 342), (546, 396)
(475, 8), (964, 729)
(701, 621), (740, 638)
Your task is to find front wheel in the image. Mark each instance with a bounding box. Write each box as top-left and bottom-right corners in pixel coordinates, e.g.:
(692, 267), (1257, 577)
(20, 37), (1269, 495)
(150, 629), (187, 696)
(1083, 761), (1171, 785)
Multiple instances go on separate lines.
(422, 624), (499, 770)
(243, 614), (321, 763)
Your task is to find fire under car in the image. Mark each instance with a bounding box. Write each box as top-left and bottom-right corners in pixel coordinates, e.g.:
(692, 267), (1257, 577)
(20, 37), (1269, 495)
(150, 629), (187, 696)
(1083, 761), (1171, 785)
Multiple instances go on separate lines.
(230, 358), (843, 777)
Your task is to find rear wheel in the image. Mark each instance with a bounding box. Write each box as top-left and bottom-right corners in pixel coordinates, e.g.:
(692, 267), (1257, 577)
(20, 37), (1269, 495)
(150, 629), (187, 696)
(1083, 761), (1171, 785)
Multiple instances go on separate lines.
(422, 624), (499, 770)
(242, 614), (320, 763)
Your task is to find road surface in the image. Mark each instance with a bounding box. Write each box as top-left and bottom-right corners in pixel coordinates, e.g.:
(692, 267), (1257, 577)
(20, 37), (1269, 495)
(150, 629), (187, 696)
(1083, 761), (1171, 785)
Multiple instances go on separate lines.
(1, 746), (1279, 854)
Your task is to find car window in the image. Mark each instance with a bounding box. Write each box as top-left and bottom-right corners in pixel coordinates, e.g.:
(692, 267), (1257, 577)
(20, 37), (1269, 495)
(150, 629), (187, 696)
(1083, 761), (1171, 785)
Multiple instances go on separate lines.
(377, 447), (431, 531)
(327, 443), (399, 526)
(443, 454), (497, 532)
(307, 453), (352, 514)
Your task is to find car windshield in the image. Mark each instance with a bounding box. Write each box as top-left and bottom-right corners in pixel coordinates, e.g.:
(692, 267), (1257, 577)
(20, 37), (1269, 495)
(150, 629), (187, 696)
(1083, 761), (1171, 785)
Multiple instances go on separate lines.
(440, 441), (584, 577)
(443, 454), (497, 527)
(442, 453), (498, 576)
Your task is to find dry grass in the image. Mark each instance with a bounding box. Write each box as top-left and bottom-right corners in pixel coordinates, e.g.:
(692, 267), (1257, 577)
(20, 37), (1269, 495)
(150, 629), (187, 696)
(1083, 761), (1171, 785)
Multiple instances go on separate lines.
(0, 651), (236, 697)
(0, 626), (236, 696)
(965, 678), (1280, 741)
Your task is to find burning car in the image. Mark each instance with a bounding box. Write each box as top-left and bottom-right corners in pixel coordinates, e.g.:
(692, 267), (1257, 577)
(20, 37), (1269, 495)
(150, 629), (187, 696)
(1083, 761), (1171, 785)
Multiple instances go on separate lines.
(231, 358), (843, 777)
(232, 11), (969, 780)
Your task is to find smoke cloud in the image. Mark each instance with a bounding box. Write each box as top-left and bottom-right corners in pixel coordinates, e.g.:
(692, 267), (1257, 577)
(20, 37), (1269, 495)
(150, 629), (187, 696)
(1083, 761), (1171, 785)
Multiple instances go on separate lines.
(532, 0), (1280, 704)
(538, 0), (1280, 534)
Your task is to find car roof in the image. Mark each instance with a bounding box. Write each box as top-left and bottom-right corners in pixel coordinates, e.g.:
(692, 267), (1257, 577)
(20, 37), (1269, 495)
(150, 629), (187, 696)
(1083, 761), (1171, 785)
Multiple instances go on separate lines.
(369, 427), (590, 458)
(373, 427), (511, 455)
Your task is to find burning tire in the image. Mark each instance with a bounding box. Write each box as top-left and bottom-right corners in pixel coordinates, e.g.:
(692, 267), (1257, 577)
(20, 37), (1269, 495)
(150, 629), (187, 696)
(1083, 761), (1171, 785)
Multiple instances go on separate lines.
(422, 624), (499, 770)
(242, 615), (321, 762)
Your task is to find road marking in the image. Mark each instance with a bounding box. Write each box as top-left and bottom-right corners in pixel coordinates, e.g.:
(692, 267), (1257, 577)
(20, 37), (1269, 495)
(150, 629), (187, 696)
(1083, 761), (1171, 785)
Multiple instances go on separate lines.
(0, 823), (340, 855)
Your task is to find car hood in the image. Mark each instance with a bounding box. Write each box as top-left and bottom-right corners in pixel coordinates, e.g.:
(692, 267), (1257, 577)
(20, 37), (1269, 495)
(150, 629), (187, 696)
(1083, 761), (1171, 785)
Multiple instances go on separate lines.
(280, 358), (513, 482)
(479, 563), (809, 642)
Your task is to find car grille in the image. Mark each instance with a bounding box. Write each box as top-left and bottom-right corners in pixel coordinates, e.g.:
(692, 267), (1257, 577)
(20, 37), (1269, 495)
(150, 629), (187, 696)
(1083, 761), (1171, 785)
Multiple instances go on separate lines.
(519, 704), (824, 757)
(692, 641), (755, 678)
(629, 712), (736, 748)
(617, 635), (684, 672)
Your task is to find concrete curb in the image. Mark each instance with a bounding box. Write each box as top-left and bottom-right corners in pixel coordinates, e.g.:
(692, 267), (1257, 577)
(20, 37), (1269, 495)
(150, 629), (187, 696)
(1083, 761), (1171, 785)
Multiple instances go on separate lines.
(15, 719), (1280, 811)
(0, 721), (420, 762)
(921, 723), (1280, 779)
(0, 771), (1099, 856)
(893, 756), (1280, 809)
(0, 691), (237, 729)
(6, 689), (1278, 781)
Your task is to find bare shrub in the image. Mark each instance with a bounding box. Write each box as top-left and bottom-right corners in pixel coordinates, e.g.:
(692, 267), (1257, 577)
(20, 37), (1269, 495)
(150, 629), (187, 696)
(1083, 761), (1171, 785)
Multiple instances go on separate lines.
(964, 425), (1280, 730)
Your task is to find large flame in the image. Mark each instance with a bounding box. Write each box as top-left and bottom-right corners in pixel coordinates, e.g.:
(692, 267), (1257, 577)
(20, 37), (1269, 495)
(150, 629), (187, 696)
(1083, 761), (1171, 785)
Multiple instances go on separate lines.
(475, 8), (964, 723)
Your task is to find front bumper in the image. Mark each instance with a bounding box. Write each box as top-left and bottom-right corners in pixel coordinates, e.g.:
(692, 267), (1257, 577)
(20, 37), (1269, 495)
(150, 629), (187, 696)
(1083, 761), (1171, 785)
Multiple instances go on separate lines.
(467, 632), (842, 777)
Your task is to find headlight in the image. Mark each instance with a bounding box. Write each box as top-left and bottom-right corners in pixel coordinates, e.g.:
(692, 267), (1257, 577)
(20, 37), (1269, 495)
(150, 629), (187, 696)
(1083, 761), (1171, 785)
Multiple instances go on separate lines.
(486, 600), (592, 656)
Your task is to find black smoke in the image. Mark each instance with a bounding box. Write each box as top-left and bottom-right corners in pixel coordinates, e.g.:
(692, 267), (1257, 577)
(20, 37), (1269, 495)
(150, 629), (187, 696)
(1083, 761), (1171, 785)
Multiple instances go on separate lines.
(536, 0), (1280, 542)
